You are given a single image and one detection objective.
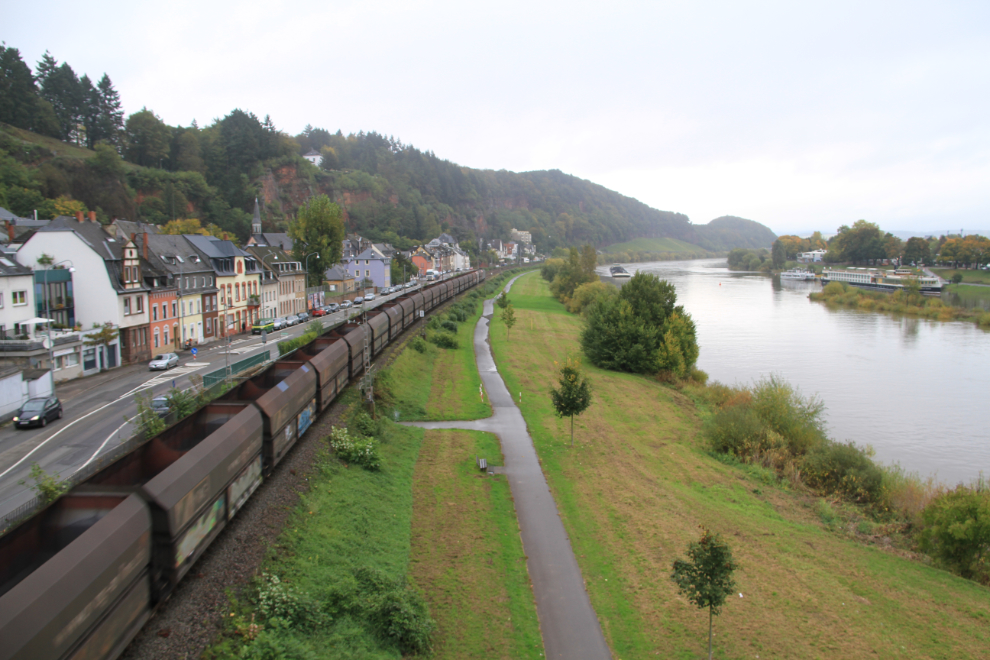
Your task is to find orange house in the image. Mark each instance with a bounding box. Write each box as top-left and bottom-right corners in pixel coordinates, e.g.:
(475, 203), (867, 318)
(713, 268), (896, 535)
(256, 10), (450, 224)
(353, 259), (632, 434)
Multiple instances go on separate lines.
(149, 287), (178, 357)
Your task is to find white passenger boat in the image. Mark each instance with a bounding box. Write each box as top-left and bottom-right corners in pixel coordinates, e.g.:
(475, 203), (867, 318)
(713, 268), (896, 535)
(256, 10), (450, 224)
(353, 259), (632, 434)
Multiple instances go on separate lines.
(821, 268), (942, 295)
(780, 268), (816, 281)
(609, 265), (632, 278)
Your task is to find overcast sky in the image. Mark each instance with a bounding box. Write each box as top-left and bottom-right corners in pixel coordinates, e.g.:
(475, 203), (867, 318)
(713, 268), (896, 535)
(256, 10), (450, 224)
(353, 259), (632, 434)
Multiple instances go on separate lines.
(5, 0), (989, 235)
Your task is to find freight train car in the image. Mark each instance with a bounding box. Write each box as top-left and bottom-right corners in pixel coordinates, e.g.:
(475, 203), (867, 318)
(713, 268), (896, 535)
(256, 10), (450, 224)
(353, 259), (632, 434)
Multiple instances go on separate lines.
(0, 271), (487, 660)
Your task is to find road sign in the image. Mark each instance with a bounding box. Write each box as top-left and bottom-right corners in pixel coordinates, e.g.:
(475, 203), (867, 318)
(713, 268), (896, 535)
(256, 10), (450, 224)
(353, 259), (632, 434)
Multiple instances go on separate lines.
(191, 347), (198, 357)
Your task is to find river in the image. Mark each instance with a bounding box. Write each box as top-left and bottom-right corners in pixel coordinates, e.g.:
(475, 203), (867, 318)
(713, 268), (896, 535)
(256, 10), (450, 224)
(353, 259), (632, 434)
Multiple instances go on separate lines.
(600, 259), (990, 485)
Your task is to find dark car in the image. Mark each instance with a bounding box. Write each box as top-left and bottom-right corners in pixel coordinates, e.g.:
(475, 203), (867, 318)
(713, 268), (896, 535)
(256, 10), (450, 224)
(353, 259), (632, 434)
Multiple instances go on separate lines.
(14, 397), (63, 429)
(297, 311), (310, 323)
(150, 396), (171, 419)
(326, 302), (340, 313)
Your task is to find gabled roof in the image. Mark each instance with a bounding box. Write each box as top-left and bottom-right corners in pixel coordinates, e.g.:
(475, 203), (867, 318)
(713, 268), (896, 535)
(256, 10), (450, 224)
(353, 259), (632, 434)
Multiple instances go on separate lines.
(143, 234), (214, 277)
(324, 265), (353, 281)
(0, 254), (32, 277)
(304, 149), (321, 157)
(249, 232), (294, 252)
(39, 216), (124, 260)
(184, 234), (248, 259)
(351, 246), (388, 261)
(110, 219), (159, 241)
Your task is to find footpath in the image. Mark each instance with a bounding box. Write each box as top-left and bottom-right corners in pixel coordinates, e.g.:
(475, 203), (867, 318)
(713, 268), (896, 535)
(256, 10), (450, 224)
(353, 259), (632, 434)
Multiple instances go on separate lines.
(403, 275), (612, 660)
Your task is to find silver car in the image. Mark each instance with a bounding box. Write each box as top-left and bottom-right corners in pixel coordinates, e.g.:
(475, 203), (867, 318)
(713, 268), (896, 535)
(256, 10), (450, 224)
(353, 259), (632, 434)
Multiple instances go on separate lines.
(364, 293), (376, 302)
(149, 353), (179, 370)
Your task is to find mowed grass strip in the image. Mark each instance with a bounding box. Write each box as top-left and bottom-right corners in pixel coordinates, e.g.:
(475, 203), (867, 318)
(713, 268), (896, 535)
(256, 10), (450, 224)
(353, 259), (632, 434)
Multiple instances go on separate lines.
(409, 430), (542, 660)
(489, 271), (990, 660)
(389, 299), (492, 421)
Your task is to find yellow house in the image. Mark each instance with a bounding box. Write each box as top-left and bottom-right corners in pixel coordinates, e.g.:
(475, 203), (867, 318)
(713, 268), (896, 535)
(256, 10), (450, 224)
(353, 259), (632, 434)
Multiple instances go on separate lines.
(185, 235), (262, 337)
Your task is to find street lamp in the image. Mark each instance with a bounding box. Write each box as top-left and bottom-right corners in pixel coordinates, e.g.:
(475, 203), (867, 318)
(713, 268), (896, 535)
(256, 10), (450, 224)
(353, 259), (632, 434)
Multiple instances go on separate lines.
(262, 253), (279, 318)
(43, 259), (74, 374)
(304, 252), (319, 312)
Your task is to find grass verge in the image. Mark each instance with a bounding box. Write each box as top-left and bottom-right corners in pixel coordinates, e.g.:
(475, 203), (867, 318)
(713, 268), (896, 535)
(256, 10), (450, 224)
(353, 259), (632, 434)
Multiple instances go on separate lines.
(409, 429), (542, 659)
(488, 271), (990, 659)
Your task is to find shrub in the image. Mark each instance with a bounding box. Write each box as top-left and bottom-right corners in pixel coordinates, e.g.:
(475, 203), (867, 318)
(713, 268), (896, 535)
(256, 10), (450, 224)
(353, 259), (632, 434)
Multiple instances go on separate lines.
(409, 336), (428, 353)
(441, 319), (459, 333)
(705, 404), (765, 457)
(565, 281), (616, 315)
(802, 441), (886, 505)
(429, 331), (458, 349)
(919, 484), (990, 582)
(350, 410), (383, 438)
(327, 426), (381, 470)
(823, 281), (846, 296)
(749, 374), (827, 455)
(255, 573), (323, 629)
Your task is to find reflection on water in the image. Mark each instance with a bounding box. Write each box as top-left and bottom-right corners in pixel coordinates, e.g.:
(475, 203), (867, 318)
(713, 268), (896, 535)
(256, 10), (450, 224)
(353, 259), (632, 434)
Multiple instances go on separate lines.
(599, 259), (990, 485)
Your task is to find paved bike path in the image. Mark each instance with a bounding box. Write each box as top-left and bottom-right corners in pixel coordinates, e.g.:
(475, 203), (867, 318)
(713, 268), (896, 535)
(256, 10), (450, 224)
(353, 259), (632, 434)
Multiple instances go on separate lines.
(403, 275), (612, 660)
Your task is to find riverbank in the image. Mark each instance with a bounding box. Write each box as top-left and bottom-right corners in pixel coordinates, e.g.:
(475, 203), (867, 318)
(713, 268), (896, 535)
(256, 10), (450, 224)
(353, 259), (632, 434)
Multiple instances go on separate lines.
(488, 271), (989, 658)
(811, 280), (990, 328)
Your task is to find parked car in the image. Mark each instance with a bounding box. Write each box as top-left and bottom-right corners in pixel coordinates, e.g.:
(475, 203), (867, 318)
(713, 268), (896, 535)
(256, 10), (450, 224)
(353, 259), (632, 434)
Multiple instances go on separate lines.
(311, 307), (326, 317)
(297, 312), (310, 323)
(272, 317), (287, 330)
(13, 396), (63, 428)
(150, 396), (171, 419)
(252, 318), (275, 334)
(326, 302), (340, 313)
(149, 353), (179, 370)
(341, 300), (353, 309)
(364, 293), (376, 302)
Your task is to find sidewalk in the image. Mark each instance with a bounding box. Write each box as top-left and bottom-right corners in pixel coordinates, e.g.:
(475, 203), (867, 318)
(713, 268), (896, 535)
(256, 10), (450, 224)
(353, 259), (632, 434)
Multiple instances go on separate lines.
(402, 275), (612, 660)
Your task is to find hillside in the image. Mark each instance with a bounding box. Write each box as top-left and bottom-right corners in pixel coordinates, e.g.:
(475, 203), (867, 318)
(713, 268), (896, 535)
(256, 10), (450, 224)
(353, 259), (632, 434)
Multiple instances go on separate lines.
(1, 120), (774, 257)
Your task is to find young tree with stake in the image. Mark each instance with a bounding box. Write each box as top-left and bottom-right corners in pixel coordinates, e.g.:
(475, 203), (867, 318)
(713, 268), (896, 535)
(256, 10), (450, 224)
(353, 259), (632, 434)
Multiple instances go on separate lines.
(549, 358), (593, 446)
(500, 303), (516, 339)
(670, 527), (739, 660)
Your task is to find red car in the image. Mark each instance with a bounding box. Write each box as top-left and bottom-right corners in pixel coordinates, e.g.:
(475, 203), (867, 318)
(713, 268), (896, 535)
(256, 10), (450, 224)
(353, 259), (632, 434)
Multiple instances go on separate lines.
(311, 307), (327, 317)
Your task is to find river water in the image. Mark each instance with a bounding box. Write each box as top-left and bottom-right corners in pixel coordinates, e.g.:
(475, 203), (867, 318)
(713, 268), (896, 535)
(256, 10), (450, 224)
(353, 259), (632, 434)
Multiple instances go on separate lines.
(600, 259), (990, 485)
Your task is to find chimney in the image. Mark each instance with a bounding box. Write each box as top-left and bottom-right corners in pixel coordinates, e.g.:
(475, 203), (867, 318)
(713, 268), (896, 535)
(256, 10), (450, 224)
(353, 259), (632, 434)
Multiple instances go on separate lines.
(75, 211), (84, 223)
(143, 232), (148, 260)
(7, 223), (14, 244)
(89, 211), (96, 223)
(131, 232), (136, 243)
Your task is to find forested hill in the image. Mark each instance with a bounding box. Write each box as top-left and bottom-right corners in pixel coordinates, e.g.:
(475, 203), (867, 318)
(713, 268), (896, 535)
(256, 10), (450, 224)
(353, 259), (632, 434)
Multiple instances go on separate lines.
(0, 44), (774, 253)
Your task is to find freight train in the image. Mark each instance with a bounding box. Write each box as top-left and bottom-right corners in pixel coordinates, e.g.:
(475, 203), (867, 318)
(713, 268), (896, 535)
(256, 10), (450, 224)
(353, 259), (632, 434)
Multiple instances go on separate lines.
(0, 270), (485, 660)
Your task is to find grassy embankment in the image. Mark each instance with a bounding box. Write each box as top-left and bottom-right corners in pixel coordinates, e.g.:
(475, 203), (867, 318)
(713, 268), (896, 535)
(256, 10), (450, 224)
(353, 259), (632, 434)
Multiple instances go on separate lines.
(599, 237), (716, 265)
(488, 271), (990, 659)
(931, 267), (990, 285)
(811, 281), (990, 329)
(206, 275), (541, 659)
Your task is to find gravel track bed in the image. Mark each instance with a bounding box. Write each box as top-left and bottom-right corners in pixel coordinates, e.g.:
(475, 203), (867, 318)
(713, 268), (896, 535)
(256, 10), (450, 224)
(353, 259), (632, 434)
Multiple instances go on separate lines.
(121, 323), (431, 660)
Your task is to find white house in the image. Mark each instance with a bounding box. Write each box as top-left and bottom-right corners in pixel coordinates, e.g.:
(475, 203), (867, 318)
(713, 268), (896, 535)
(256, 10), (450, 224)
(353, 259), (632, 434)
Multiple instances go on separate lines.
(798, 249), (827, 263)
(18, 215), (147, 367)
(303, 150), (322, 166)
(0, 254), (36, 339)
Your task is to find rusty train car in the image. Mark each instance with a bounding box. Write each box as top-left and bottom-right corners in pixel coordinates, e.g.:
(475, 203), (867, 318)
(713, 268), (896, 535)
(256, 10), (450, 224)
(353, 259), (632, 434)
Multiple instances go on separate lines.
(0, 270), (485, 660)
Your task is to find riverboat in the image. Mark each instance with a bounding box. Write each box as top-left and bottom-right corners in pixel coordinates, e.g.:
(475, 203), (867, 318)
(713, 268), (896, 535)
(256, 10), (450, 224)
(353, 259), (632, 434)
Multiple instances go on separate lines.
(780, 268), (816, 281)
(821, 268), (942, 295)
(609, 265), (632, 278)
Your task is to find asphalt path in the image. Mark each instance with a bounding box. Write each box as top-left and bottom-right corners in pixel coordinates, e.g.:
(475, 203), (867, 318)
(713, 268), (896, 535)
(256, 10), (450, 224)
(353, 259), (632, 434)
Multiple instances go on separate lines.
(403, 274), (612, 659)
(0, 282), (434, 521)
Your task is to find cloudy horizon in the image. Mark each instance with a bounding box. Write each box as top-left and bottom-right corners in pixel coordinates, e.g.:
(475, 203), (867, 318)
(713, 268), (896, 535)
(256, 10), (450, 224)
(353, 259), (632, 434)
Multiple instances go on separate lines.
(5, 0), (988, 237)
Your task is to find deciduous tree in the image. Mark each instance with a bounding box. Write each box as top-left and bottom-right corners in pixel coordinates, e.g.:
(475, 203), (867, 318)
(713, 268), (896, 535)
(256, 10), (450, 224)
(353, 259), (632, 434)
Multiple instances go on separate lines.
(549, 358), (593, 446)
(124, 108), (171, 167)
(671, 528), (739, 660)
(288, 194), (345, 286)
(500, 303), (516, 339)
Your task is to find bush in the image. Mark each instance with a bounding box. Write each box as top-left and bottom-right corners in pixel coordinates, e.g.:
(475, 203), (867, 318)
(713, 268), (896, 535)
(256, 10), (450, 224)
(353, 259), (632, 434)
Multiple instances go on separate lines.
(429, 331), (458, 349)
(565, 281), (616, 315)
(750, 374), (827, 455)
(802, 441), (886, 505)
(919, 485), (990, 582)
(441, 319), (459, 333)
(823, 281), (846, 296)
(705, 404), (765, 457)
(327, 426), (381, 470)
(409, 336), (428, 353)
(350, 410), (383, 438)
(255, 573), (324, 629)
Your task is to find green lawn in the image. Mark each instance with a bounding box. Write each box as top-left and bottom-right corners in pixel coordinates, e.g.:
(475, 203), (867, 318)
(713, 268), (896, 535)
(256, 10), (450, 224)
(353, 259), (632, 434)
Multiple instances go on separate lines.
(602, 237), (709, 254)
(933, 268), (990, 285)
(488, 271), (990, 659)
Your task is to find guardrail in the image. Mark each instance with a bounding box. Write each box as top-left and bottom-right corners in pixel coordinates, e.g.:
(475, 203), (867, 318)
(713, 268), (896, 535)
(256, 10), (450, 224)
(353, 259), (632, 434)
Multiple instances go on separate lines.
(202, 349), (272, 388)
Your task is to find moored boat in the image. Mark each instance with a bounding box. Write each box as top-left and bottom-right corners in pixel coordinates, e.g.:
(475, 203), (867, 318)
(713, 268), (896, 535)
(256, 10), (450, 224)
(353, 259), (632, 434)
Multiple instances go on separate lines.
(780, 268), (816, 281)
(821, 268), (942, 295)
(609, 265), (632, 278)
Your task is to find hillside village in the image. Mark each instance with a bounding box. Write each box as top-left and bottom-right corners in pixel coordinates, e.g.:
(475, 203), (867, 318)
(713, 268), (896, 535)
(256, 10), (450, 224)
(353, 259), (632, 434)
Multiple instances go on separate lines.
(0, 201), (534, 411)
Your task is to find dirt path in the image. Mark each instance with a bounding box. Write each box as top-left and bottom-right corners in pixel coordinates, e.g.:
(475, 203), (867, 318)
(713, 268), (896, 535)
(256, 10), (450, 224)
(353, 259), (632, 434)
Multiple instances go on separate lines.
(403, 275), (612, 660)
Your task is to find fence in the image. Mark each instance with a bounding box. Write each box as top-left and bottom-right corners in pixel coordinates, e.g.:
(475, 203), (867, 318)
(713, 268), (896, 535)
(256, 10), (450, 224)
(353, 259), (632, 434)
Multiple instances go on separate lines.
(202, 349), (272, 388)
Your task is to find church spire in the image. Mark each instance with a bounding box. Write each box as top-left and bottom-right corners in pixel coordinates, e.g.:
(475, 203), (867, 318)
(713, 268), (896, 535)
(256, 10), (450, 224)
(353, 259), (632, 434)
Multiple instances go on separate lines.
(252, 197), (262, 234)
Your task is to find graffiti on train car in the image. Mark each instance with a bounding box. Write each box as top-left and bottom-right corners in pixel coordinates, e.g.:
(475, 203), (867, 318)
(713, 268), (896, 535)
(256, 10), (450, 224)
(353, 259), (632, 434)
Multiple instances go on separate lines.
(173, 476), (214, 533)
(228, 456), (263, 519)
(298, 398), (317, 436)
(175, 496), (225, 569)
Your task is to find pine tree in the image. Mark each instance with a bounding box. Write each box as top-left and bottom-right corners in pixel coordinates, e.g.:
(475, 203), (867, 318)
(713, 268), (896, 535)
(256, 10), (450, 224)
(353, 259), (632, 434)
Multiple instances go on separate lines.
(41, 62), (82, 142)
(95, 74), (124, 148)
(0, 45), (39, 129)
(34, 50), (58, 87)
(79, 74), (100, 148)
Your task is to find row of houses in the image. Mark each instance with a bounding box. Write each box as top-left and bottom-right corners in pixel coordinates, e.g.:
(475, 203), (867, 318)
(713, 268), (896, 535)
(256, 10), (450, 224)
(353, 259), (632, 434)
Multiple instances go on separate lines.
(1, 210), (310, 379)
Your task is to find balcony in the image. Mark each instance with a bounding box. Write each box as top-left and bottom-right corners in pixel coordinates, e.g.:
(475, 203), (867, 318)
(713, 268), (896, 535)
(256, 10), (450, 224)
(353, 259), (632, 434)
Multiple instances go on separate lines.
(247, 295), (261, 308)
